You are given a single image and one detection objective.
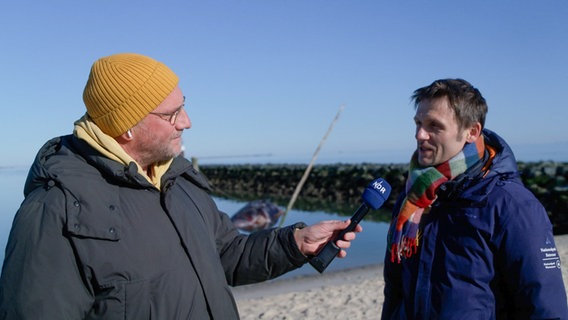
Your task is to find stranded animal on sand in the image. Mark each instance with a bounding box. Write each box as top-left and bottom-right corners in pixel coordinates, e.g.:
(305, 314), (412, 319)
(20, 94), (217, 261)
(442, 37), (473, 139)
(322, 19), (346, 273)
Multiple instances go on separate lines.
(231, 200), (284, 232)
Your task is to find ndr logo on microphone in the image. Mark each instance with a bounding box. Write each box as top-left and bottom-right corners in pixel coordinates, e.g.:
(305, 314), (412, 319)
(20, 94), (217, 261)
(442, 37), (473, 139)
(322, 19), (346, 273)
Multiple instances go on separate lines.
(372, 180), (388, 194)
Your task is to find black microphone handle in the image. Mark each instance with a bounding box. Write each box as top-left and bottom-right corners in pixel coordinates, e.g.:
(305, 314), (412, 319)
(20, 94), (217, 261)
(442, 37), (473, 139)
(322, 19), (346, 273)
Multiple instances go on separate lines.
(336, 203), (370, 239)
(309, 203), (370, 273)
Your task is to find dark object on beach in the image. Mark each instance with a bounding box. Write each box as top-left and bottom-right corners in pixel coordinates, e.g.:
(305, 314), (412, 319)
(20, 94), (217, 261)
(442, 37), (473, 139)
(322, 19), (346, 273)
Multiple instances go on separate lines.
(231, 200), (284, 232)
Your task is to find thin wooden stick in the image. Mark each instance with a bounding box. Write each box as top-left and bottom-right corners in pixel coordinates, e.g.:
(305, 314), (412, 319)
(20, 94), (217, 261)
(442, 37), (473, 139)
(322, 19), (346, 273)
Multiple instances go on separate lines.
(278, 104), (345, 228)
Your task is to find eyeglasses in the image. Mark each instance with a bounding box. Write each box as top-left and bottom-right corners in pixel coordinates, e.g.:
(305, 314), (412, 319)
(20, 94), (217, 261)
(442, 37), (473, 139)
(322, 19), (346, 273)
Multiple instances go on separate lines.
(149, 96), (186, 125)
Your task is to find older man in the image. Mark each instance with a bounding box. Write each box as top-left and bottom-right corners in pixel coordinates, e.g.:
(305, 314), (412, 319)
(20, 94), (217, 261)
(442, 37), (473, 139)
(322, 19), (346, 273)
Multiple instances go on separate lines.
(0, 53), (361, 319)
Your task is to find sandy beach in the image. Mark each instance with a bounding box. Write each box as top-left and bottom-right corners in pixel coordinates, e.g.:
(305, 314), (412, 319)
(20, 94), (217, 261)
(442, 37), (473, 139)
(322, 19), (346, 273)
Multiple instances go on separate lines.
(232, 234), (568, 320)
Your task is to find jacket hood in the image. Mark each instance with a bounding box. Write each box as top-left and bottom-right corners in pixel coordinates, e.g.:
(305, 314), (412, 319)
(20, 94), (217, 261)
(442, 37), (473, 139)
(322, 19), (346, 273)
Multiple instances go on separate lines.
(481, 128), (518, 177)
(24, 135), (210, 197)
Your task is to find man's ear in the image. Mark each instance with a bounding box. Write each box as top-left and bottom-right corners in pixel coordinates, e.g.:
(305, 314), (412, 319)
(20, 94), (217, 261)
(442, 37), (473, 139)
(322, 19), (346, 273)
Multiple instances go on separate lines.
(466, 123), (482, 143)
(116, 129), (134, 144)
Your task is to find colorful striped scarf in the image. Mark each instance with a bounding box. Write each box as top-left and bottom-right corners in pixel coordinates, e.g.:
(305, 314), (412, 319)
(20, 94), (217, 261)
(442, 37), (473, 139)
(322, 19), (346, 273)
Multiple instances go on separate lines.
(389, 136), (486, 263)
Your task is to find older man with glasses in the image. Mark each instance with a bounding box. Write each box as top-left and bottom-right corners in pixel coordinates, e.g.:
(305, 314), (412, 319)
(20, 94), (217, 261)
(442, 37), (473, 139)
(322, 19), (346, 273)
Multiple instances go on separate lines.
(0, 53), (362, 319)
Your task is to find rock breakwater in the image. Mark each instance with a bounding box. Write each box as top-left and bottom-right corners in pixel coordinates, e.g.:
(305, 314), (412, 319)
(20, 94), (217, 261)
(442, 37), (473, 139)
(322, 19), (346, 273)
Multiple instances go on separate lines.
(199, 161), (568, 233)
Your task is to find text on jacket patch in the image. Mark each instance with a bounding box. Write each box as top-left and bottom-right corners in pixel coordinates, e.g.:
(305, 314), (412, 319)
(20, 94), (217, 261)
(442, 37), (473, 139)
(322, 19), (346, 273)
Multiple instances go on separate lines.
(540, 247), (561, 269)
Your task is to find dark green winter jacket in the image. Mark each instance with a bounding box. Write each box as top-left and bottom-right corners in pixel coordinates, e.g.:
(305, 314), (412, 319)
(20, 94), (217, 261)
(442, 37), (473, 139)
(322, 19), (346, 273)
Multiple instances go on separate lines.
(0, 135), (307, 319)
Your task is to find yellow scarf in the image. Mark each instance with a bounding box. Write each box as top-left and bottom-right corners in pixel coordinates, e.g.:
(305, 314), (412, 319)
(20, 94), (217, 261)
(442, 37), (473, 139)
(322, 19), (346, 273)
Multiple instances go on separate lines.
(73, 113), (172, 190)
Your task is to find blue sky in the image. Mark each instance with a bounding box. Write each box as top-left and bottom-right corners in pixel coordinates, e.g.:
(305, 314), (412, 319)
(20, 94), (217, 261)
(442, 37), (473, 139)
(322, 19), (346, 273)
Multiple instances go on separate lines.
(1, 1), (567, 167)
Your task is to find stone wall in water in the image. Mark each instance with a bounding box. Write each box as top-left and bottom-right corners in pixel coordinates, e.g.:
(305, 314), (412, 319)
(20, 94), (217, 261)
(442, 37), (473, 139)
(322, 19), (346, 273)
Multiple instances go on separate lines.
(198, 162), (568, 234)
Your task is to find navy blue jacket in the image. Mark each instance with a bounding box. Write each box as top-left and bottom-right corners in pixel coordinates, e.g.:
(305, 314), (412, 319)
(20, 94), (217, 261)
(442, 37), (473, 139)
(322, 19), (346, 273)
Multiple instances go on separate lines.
(382, 129), (568, 319)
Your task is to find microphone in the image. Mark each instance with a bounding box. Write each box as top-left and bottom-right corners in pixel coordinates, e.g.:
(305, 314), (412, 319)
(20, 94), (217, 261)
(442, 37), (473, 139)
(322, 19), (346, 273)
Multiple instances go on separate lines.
(308, 177), (392, 273)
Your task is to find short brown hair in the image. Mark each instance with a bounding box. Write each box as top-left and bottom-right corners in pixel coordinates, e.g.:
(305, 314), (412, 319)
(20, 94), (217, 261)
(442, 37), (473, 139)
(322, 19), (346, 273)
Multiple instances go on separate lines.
(411, 78), (488, 131)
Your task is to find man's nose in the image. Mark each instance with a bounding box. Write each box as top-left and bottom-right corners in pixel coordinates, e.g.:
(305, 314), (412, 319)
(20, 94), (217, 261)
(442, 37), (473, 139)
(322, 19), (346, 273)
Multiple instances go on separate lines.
(176, 108), (191, 130)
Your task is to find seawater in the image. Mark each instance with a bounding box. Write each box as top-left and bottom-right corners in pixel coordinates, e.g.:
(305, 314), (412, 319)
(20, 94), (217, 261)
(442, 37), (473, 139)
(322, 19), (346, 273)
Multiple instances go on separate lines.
(0, 167), (389, 279)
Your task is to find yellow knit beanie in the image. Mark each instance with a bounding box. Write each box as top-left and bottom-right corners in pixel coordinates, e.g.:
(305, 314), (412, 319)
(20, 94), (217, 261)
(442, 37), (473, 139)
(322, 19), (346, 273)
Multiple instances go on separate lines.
(83, 53), (179, 137)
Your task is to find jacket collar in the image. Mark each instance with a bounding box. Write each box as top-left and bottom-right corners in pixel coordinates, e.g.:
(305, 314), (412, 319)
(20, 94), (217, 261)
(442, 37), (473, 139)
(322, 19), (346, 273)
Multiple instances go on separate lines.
(435, 128), (520, 203)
